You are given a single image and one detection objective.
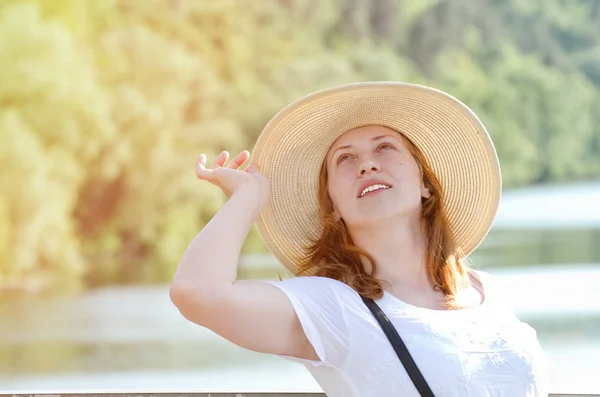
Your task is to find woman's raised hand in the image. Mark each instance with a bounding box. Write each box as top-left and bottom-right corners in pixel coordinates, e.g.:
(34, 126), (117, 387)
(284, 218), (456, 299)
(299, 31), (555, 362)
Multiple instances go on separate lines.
(195, 150), (270, 211)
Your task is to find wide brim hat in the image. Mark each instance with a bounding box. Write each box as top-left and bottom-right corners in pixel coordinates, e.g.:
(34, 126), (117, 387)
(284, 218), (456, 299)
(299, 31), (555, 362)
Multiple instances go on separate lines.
(252, 81), (501, 274)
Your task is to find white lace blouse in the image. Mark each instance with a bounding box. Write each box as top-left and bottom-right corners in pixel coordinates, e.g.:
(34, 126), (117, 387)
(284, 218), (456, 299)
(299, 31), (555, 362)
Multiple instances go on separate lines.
(268, 271), (549, 397)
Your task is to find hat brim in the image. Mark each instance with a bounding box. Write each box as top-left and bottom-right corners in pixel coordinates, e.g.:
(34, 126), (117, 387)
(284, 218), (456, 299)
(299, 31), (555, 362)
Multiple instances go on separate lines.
(252, 81), (501, 274)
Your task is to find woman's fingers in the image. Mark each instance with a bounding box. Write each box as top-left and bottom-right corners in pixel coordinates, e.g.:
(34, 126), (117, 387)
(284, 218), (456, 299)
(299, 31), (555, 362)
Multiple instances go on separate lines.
(196, 154), (218, 183)
(198, 153), (207, 167)
(195, 154), (207, 176)
(211, 151), (229, 169)
(226, 150), (250, 169)
(245, 163), (260, 174)
(195, 150), (254, 184)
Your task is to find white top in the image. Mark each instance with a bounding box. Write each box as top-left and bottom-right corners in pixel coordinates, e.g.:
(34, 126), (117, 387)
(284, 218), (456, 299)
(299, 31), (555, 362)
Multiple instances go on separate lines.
(268, 271), (549, 397)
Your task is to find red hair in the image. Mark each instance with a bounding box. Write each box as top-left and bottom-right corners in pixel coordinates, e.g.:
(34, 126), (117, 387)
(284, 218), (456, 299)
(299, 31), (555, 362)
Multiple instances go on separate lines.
(297, 132), (470, 308)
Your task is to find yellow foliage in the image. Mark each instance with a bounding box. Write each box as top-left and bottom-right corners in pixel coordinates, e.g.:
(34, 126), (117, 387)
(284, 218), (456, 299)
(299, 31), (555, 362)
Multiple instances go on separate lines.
(0, 0), (599, 294)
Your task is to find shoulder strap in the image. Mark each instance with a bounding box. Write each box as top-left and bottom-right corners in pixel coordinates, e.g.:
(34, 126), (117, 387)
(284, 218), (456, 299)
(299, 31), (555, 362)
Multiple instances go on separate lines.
(361, 296), (435, 397)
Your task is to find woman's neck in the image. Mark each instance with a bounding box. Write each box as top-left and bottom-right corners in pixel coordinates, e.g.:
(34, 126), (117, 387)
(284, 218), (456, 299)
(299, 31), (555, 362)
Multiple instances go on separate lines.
(348, 214), (433, 291)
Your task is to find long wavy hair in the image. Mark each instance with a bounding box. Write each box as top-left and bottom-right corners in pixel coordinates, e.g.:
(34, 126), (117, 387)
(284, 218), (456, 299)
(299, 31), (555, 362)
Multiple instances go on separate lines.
(296, 131), (471, 308)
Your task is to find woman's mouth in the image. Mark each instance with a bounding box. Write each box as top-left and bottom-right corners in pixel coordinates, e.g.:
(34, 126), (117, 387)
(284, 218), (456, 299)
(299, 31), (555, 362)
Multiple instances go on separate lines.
(359, 184), (391, 198)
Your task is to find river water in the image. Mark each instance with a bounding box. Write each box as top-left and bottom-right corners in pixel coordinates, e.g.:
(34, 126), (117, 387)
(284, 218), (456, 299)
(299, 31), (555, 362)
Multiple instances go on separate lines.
(1, 182), (600, 394)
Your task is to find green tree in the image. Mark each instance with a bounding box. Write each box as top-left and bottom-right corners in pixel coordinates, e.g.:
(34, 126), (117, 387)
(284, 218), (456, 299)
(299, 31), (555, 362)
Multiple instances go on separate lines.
(1, 0), (599, 294)
(0, 3), (113, 293)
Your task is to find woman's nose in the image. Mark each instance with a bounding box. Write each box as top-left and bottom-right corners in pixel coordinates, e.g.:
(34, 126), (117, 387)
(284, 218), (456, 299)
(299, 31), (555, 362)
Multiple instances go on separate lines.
(358, 160), (381, 176)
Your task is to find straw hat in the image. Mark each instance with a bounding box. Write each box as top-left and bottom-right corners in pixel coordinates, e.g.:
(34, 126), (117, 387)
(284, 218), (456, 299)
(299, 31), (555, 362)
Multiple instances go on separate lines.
(252, 81), (501, 274)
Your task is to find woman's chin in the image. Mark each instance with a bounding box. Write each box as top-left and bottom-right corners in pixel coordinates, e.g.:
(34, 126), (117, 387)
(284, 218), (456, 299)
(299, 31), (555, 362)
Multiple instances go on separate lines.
(348, 207), (418, 227)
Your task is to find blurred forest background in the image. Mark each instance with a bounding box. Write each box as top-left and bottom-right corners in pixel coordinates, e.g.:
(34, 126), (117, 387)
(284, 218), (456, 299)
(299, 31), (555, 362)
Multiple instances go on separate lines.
(1, 0), (600, 296)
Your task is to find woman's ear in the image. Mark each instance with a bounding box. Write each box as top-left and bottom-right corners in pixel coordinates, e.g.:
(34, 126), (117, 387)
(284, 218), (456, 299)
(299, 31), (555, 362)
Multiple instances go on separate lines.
(421, 185), (431, 199)
(332, 209), (342, 222)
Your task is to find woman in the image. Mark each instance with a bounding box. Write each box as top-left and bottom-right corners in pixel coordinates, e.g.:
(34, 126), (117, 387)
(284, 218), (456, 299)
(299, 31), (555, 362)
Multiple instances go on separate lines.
(170, 82), (549, 396)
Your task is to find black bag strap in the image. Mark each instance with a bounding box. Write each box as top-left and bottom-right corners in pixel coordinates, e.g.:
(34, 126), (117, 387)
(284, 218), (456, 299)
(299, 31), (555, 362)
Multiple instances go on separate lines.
(361, 296), (435, 397)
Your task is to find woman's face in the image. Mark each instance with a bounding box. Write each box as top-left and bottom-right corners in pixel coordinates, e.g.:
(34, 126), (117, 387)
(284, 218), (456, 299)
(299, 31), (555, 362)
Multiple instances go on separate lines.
(325, 125), (431, 227)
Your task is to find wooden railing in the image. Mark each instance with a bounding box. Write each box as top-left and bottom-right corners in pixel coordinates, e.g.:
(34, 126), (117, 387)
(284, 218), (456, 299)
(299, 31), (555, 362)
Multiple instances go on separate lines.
(2, 393), (598, 397)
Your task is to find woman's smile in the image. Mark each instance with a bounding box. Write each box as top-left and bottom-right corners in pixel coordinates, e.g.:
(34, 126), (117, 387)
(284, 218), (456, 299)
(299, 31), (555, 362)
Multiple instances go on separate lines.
(359, 184), (392, 198)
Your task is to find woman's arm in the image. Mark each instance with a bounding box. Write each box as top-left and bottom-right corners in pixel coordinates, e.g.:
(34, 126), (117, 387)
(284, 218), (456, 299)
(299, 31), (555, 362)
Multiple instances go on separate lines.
(169, 152), (317, 360)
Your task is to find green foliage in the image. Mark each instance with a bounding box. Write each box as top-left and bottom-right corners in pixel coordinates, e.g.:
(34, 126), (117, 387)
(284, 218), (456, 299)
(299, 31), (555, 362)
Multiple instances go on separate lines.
(0, 0), (598, 294)
(0, 2), (111, 293)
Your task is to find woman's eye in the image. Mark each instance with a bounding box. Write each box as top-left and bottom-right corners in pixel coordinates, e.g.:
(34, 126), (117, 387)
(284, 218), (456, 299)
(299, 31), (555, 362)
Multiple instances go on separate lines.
(337, 154), (351, 164)
(378, 142), (395, 151)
